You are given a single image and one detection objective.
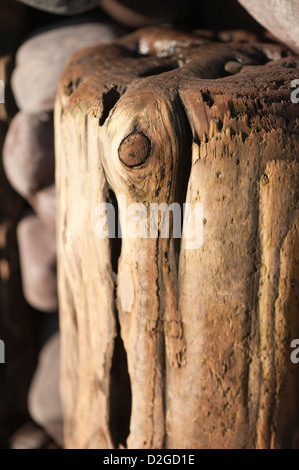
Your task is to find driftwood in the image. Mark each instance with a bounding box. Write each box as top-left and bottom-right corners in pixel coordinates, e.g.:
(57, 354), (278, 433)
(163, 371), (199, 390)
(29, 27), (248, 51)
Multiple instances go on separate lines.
(55, 27), (299, 449)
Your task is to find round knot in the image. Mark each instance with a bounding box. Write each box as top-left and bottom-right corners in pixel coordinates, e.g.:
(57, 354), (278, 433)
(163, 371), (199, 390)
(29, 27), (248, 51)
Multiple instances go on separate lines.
(118, 132), (151, 167)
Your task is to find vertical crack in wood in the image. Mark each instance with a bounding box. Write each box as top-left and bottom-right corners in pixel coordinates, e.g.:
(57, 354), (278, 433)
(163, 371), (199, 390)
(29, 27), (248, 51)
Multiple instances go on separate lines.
(107, 187), (132, 448)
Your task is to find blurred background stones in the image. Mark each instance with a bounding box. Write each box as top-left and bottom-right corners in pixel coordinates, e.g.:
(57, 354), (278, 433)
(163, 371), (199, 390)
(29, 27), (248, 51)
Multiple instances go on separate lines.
(17, 212), (57, 313)
(28, 332), (62, 447)
(9, 421), (52, 449)
(3, 112), (54, 198)
(31, 184), (56, 231)
(237, 0), (299, 54)
(12, 19), (122, 113)
(0, 0), (39, 449)
(3, 12), (123, 320)
(15, 0), (265, 31)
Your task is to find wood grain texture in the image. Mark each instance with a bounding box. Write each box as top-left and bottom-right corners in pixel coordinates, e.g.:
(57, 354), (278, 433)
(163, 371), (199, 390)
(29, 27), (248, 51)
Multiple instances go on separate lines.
(55, 27), (299, 448)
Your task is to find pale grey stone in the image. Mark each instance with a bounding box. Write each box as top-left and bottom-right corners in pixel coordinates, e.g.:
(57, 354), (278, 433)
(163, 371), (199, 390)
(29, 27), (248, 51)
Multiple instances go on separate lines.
(10, 422), (49, 449)
(16, 0), (101, 15)
(17, 212), (58, 313)
(3, 111), (54, 199)
(28, 332), (63, 447)
(238, 0), (299, 54)
(12, 21), (120, 113)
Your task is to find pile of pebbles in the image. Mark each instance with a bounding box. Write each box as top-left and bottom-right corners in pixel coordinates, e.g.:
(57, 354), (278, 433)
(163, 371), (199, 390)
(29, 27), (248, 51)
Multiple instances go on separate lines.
(3, 16), (122, 448)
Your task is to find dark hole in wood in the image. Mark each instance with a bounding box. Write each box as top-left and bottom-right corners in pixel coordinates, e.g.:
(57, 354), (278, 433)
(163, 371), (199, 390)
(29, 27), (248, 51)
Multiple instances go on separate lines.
(173, 93), (193, 262)
(109, 329), (132, 448)
(107, 188), (132, 448)
(99, 87), (120, 127)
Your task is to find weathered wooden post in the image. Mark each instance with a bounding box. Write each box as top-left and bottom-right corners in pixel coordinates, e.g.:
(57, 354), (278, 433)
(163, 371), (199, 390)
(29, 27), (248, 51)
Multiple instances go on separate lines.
(55, 27), (299, 448)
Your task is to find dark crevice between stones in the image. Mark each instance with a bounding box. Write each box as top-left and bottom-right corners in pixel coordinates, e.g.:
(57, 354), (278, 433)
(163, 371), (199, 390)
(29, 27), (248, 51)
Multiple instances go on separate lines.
(108, 188), (132, 449)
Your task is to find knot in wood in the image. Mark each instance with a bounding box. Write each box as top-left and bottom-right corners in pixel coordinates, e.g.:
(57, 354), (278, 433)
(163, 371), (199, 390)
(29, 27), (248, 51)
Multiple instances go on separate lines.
(118, 132), (151, 167)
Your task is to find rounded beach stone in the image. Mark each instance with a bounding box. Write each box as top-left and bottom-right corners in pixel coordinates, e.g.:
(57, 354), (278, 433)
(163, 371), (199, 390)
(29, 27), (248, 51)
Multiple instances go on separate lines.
(9, 422), (50, 449)
(3, 111), (54, 198)
(30, 184), (56, 232)
(237, 0), (299, 54)
(16, 0), (101, 15)
(17, 211), (58, 312)
(12, 21), (121, 113)
(28, 332), (63, 447)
